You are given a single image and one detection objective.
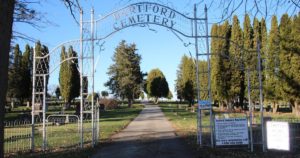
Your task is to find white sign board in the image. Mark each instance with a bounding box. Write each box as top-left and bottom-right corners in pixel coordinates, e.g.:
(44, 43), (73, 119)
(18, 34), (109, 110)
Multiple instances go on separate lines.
(215, 118), (249, 146)
(198, 100), (211, 109)
(267, 121), (290, 151)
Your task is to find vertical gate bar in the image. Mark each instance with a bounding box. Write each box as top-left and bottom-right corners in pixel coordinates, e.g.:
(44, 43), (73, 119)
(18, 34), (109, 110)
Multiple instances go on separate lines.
(247, 69), (254, 152)
(31, 47), (36, 151)
(80, 9), (84, 149)
(204, 4), (214, 148)
(97, 104), (100, 142)
(91, 8), (95, 147)
(257, 40), (265, 152)
(194, 4), (201, 145)
(42, 74), (46, 151)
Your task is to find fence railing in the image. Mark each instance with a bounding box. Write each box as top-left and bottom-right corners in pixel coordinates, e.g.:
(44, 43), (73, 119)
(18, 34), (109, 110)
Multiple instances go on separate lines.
(4, 121), (32, 154)
(4, 117), (100, 155)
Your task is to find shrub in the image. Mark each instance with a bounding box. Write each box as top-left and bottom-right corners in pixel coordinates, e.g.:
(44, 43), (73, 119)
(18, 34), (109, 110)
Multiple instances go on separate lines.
(99, 98), (119, 110)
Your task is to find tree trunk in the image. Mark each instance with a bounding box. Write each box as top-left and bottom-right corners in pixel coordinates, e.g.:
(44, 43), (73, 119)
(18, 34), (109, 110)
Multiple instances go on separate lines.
(295, 101), (300, 116)
(0, 1), (15, 157)
(188, 100), (192, 107)
(154, 97), (159, 104)
(272, 101), (278, 114)
(220, 101), (225, 111)
(227, 100), (233, 111)
(65, 101), (71, 110)
(75, 103), (80, 116)
(291, 100), (300, 116)
(128, 99), (132, 108)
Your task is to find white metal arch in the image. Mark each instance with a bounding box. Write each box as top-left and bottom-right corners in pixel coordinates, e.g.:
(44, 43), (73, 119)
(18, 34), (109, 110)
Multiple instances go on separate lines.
(31, 1), (212, 151)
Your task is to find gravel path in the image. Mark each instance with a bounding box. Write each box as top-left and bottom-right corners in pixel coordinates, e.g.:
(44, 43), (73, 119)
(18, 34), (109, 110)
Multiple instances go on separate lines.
(92, 104), (195, 158)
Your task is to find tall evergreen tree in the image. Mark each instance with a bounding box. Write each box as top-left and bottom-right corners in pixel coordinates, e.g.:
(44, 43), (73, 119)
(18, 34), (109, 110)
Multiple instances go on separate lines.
(59, 46), (70, 106)
(211, 21), (231, 109)
(34, 41), (50, 101)
(175, 76), (183, 102)
(105, 40), (143, 107)
(229, 15), (244, 109)
(247, 17), (261, 102)
(211, 24), (220, 101)
(68, 46), (80, 102)
(59, 46), (80, 108)
(278, 14), (295, 113)
(242, 14), (254, 109)
(175, 55), (195, 106)
(260, 18), (268, 60)
(199, 60), (209, 100)
(145, 68), (169, 103)
(20, 44), (33, 103)
(55, 87), (61, 99)
(260, 18), (268, 103)
(7, 44), (23, 100)
(243, 14), (253, 52)
(290, 13), (300, 115)
(167, 90), (173, 100)
(265, 15), (281, 113)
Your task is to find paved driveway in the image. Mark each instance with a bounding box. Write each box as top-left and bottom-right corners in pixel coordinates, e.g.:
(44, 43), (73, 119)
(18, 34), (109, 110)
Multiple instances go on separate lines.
(92, 104), (195, 158)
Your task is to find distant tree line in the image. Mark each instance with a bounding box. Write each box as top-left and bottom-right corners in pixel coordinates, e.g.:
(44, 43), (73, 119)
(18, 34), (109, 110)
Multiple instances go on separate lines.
(7, 42), (81, 110)
(7, 41), (49, 106)
(175, 13), (300, 115)
(175, 55), (208, 107)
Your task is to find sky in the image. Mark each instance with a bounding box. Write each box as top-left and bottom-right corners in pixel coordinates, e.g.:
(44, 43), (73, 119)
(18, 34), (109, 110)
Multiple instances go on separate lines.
(14, 0), (298, 99)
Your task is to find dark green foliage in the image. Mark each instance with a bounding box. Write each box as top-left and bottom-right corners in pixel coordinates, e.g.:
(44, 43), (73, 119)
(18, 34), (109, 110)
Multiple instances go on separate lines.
(101, 91), (109, 98)
(278, 14), (293, 102)
(247, 17), (260, 101)
(211, 21), (231, 108)
(34, 41), (50, 100)
(198, 60), (208, 100)
(175, 55), (195, 106)
(229, 15), (244, 109)
(7, 44), (23, 99)
(243, 14), (253, 52)
(265, 16), (280, 107)
(146, 68), (169, 103)
(105, 40), (143, 107)
(278, 13), (300, 115)
(87, 92), (100, 102)
(211, 24), (219, 101)
(55, 86), (61, 99)
(207, 13), (300, 114)
(20, 44), (32, 102)
(68, 46), (80, 101)
(290, 13), (300, 115)
(260, 18), (268, 59)
(59, 46), (69, 103)
(59, 46), (80, 107)
(167, 90), (173, 100)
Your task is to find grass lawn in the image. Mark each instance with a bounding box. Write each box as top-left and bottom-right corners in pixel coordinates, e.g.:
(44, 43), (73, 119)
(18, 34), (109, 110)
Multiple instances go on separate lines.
(159, 103), (300, 158)
(5, 104), (144, 158)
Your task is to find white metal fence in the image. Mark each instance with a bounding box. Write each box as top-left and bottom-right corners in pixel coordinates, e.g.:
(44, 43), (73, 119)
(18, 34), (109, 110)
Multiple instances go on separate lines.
(4, 121), (32, 154)
(46, 115), (80, 149)
(4, 115), (100, 155)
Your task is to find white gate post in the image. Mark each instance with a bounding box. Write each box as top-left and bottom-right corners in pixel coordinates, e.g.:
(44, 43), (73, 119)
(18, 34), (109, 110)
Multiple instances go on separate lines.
(194, 4), (201, 145)
(31, 47), (36, 151)
(91, 8), (96, 147)
(42, 74), (47, 151)
(80, 9), (84, 149)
